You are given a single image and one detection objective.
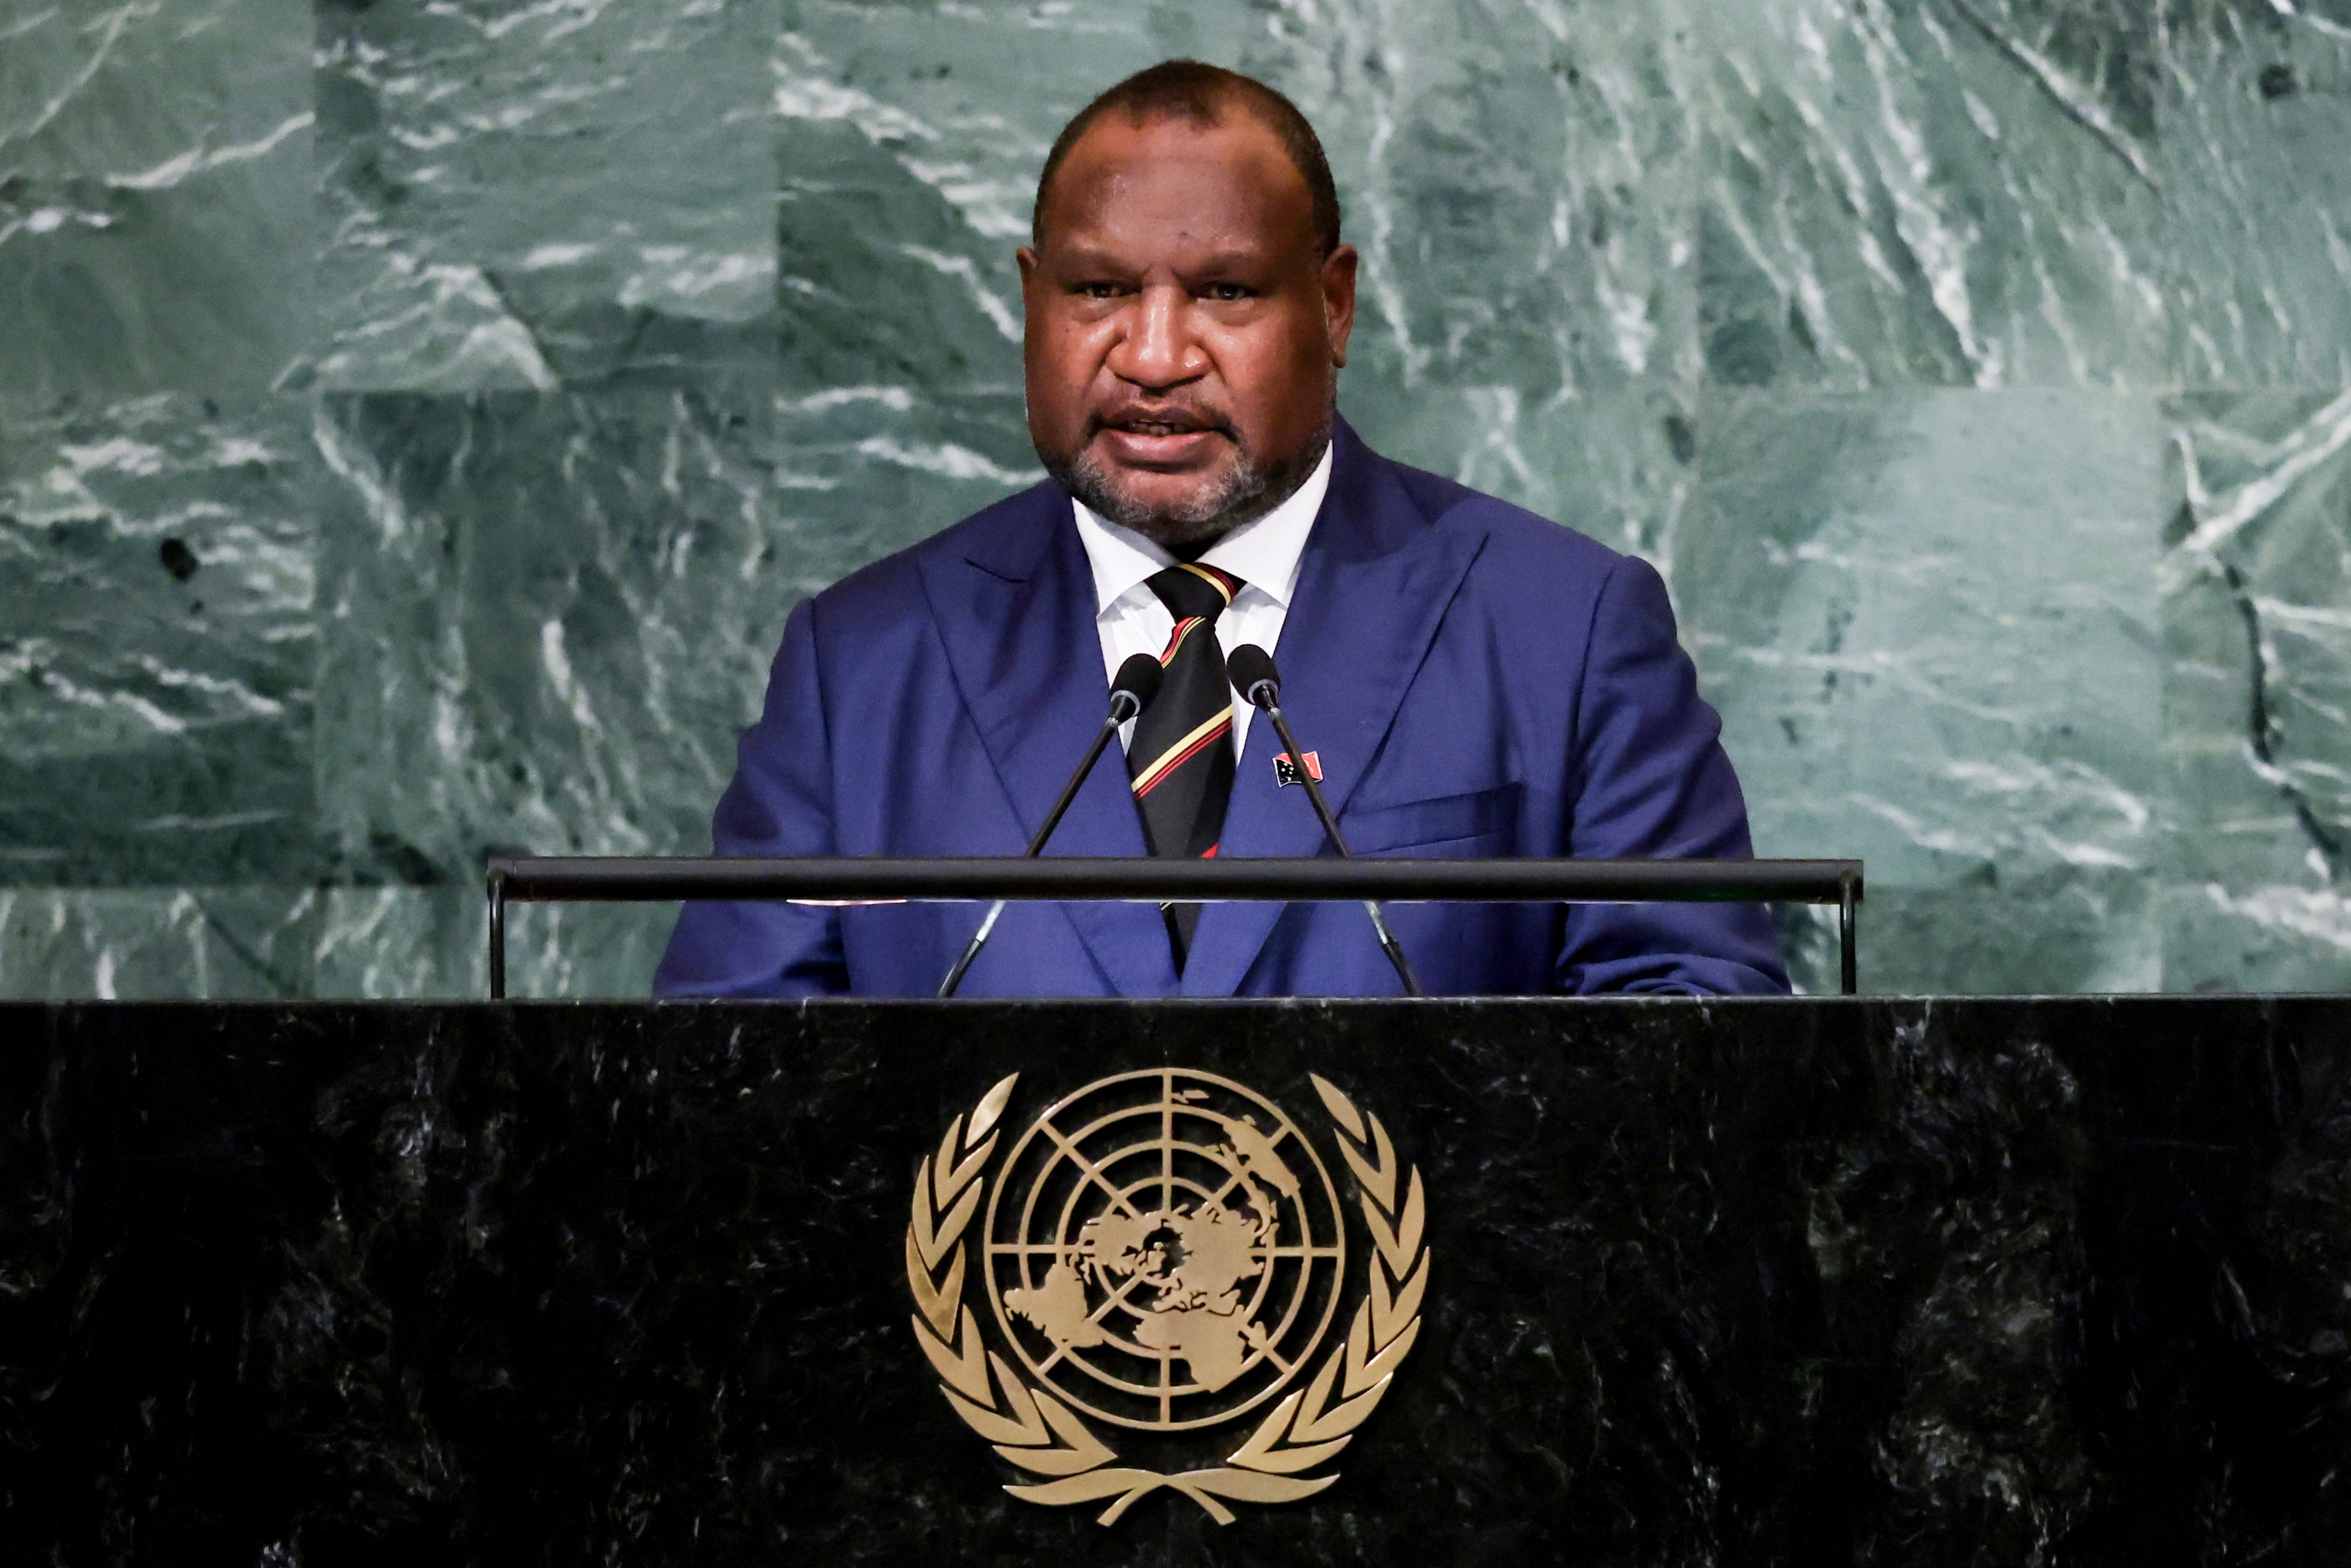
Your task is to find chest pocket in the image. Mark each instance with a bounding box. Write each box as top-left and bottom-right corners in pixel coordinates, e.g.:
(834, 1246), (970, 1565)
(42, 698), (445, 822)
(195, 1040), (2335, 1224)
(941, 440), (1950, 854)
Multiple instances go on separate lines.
(1340, 781), (1521, 855)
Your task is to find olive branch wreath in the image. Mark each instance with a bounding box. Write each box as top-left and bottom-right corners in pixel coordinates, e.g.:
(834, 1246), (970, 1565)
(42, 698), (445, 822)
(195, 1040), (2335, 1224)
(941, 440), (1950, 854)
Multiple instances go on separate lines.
(906, 1071), (1428, 1526)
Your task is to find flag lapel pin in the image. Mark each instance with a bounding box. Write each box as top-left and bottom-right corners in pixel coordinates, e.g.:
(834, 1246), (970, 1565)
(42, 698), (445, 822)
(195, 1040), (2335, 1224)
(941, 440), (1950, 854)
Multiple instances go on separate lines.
(1272, 750), (1322, 788)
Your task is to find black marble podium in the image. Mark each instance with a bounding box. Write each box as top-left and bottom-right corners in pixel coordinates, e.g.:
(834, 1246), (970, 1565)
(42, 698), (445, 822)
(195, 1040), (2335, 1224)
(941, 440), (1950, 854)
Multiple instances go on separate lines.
(6, 997), (2351, 1565)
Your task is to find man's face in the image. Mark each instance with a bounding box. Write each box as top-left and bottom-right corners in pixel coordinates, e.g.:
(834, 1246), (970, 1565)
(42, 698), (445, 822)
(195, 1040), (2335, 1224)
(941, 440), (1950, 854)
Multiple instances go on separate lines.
(1019, 112), (1358, 554)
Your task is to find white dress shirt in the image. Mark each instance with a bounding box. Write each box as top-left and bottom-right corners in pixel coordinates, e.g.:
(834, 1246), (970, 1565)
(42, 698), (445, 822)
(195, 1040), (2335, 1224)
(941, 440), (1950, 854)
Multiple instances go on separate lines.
(1071, 443), (1333, 767)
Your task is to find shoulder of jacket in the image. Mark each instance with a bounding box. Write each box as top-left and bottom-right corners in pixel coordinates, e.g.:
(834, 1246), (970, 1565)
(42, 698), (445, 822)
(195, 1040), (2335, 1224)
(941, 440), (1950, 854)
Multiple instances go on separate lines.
(803, 479), (1064, 630)
(1364, 446), (1632, 585)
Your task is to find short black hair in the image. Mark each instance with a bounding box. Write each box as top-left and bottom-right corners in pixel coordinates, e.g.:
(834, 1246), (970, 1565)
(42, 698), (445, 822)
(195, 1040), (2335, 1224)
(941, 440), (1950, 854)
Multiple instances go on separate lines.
(1033, 60), (1343, 257)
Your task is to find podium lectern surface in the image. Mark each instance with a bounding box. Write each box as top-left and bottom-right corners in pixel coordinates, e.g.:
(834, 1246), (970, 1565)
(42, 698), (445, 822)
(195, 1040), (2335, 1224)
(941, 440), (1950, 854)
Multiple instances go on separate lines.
(4, 997), (2347, 1565)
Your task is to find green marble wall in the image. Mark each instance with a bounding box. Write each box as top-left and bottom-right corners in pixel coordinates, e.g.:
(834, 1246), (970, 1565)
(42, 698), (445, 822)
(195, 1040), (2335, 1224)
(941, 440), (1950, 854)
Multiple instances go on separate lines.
(2, 0), (2347, 997)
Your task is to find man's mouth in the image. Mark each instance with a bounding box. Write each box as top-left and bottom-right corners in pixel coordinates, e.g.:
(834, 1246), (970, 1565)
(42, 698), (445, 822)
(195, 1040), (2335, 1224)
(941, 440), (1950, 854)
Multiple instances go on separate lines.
(1108, 414), (1214, 436)
(1093, 410), (1230, 467)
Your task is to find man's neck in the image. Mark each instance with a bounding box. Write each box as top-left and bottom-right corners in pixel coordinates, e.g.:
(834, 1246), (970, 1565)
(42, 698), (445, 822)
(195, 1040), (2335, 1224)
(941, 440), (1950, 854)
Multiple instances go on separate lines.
(1132, 434), (1333, 561)
(1163, 532), (1225, 565)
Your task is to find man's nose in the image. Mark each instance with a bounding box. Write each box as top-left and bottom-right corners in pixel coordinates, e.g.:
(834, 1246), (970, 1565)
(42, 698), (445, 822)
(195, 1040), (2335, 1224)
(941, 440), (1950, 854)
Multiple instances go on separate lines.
(1104, 283), (1205, 390)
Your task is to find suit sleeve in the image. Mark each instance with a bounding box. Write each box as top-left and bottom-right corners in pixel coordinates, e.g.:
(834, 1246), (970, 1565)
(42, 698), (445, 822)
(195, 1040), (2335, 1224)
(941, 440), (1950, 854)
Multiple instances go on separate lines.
(1557, 556), (1789, 995)
(652, 598), (850, 996)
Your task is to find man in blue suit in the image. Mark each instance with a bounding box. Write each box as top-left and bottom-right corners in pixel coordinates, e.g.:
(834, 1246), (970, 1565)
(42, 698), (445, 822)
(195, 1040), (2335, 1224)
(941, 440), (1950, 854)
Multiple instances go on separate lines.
(656, 61), (1786, 999)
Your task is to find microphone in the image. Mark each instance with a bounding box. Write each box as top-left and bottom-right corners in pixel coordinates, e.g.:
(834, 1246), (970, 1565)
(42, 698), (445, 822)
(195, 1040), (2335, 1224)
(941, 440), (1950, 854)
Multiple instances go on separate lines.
(1226, 645), (1423, 997)
(938, 653), (1165, 997)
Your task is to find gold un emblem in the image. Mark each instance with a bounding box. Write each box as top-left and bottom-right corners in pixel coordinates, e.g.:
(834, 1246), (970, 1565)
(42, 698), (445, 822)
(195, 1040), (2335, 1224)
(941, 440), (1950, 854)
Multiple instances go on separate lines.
(905, 1068), (1430, 1525)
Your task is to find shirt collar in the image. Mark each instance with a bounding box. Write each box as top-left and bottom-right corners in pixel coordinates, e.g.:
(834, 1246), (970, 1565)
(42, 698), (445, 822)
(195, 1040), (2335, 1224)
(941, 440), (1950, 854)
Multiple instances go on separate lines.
(1071, 441), (1335, 614)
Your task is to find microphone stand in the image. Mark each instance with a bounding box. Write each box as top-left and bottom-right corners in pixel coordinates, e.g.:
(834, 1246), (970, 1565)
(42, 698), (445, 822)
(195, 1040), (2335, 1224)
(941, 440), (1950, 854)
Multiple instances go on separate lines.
(938, 655), (1161, 997)
(1230, 648), (1424, 998)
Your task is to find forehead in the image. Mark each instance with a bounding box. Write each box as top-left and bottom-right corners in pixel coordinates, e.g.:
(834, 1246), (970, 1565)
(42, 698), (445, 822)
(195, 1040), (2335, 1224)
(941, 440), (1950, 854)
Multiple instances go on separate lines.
(1039, 113), (1316, 258)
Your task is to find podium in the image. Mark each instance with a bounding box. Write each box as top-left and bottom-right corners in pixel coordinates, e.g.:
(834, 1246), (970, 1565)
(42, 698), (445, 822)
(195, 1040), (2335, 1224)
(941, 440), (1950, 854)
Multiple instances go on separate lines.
(7, 995), (2351, 1563)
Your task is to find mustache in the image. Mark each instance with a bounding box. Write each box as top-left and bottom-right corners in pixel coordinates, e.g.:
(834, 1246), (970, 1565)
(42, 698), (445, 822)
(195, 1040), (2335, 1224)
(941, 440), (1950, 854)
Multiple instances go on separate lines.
(1086, 400), (1238, 441)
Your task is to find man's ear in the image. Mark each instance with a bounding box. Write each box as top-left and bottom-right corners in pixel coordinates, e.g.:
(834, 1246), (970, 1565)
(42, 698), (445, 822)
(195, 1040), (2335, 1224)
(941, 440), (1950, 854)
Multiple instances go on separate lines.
(1322, 245), (1359, 368)
(1017, 245), (1052, 341)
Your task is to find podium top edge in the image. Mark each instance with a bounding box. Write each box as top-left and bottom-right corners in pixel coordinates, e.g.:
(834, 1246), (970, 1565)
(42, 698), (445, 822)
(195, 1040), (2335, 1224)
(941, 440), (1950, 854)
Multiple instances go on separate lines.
(483, 855), (1864, 905)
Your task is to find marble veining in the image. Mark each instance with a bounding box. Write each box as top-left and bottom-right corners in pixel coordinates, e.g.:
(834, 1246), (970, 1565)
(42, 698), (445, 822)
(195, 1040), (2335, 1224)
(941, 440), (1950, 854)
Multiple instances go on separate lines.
(0, 392), (321, 888)
(2, 0), (2349, 996)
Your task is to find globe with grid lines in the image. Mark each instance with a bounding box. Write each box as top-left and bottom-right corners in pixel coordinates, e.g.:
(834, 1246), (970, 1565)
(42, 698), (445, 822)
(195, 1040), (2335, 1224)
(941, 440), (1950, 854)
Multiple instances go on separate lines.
(983, 1068), (1347, 1432)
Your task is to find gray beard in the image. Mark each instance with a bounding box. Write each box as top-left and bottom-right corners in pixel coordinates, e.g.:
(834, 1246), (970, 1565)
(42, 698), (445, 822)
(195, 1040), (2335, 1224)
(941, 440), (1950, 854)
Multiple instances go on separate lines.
(1047, 413), (1333, 556)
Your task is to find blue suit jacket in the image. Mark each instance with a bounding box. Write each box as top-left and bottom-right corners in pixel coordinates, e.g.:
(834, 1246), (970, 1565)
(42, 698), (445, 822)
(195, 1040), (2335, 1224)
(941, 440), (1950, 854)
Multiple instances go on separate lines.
(655, 422), (1787, 998)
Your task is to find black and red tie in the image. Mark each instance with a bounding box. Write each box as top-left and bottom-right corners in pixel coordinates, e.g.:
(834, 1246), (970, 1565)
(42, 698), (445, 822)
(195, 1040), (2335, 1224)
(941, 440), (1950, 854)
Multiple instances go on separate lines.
(1125, 563), (1242, 967)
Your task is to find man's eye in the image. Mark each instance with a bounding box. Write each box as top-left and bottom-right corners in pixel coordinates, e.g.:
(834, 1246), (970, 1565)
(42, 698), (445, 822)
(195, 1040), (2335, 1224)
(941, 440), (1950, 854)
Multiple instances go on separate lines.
(1076, 282), (1124, 300)
(1203, 282), (1252, 302)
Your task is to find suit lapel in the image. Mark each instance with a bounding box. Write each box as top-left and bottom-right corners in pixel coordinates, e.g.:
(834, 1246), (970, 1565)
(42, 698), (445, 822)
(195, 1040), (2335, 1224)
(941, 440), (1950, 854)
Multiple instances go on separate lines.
(1181, 424), (1489, 997)
(917, 490), (1178, 998)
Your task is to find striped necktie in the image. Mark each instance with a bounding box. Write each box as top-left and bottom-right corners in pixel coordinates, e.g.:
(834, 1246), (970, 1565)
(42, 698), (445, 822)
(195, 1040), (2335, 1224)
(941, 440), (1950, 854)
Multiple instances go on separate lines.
(1125, 562), (1242, 967)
